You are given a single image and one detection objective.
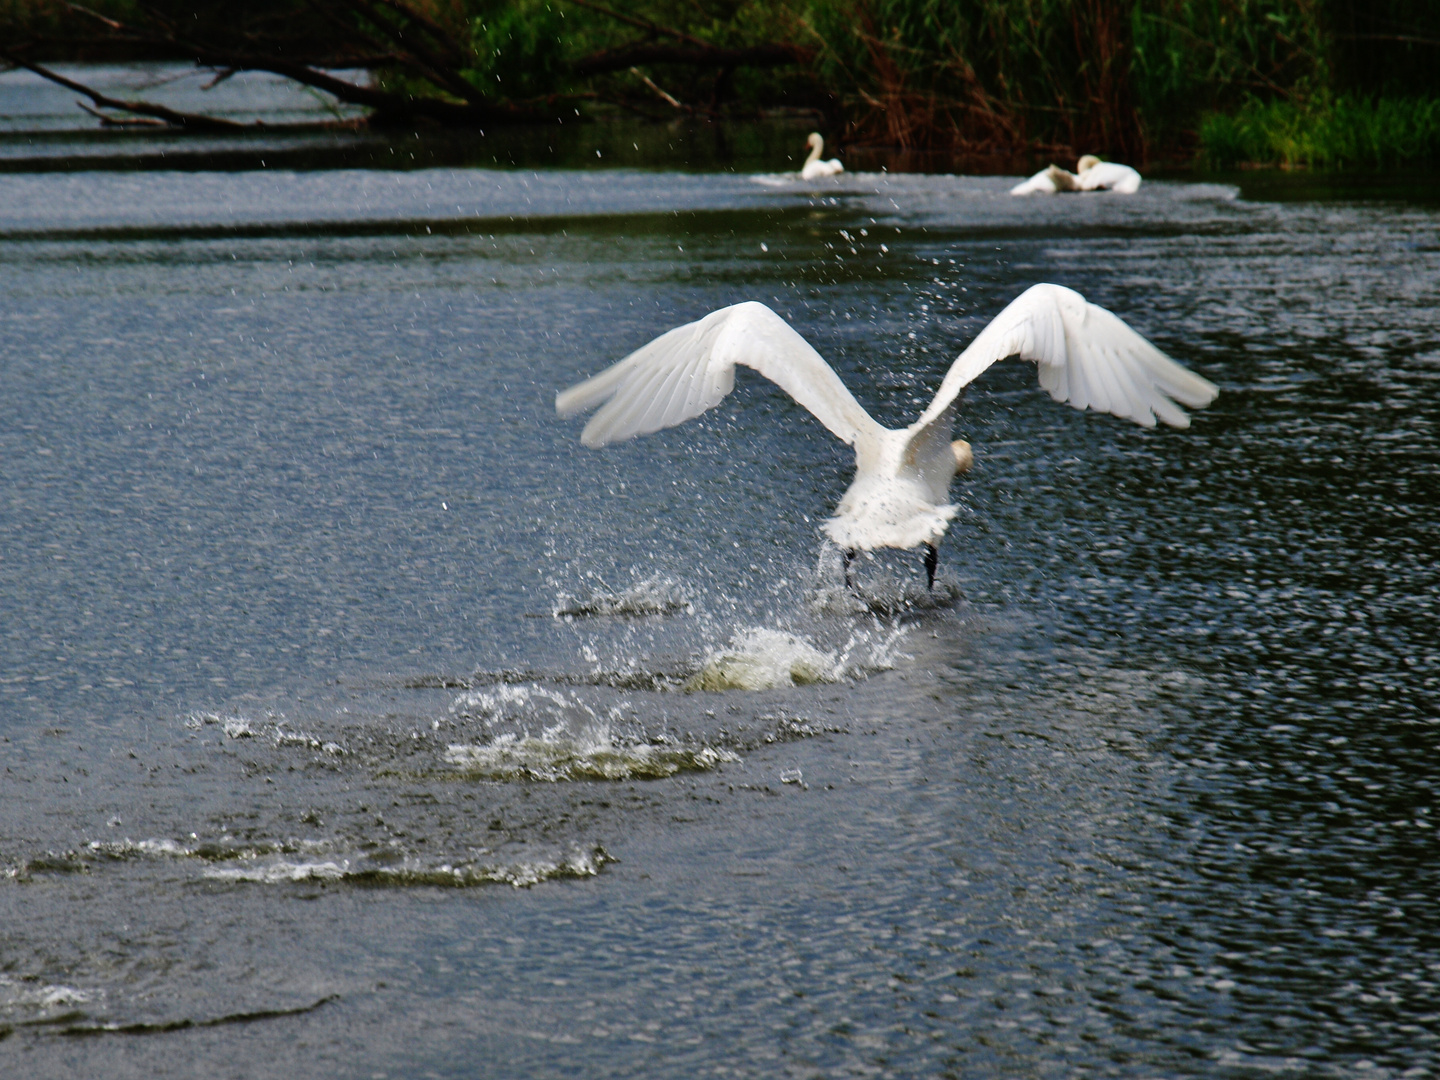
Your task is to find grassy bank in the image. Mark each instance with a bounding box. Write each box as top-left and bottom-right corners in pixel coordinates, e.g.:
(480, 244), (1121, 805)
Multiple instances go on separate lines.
(3, 0), (1439, 169)
(1200, 95), (1440, 168)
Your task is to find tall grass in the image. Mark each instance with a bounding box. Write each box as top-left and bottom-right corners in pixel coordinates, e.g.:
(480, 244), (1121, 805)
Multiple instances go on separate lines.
(805, 0), (1145, 159)
(1200, 94), (1440, 167)
(1130, 0), (1325, 144)
(802, 0), (1332, 162)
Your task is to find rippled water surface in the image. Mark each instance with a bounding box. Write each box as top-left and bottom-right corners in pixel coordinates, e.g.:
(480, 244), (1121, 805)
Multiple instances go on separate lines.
(2, 80), (1439, 1079)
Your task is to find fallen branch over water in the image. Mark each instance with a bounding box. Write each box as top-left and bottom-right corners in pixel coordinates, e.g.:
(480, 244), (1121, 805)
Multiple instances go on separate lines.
(0, 53), (251, 131)
(4, 0), (812, 131)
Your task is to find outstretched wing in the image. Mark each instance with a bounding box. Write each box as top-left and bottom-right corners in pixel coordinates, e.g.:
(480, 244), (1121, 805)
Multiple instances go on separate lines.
(912, 283), (1217, 434)
(556, 301), (884, 449)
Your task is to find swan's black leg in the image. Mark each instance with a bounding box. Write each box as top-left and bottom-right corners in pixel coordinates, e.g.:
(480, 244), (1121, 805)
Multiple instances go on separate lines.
(843, 549), (857, 589)
(923, 543), (938, 591)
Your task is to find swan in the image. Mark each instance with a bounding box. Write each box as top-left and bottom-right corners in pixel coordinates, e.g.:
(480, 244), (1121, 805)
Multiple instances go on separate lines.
(1010, 156), (1142, 195)
(800, 133), (844, 179)
(1009, 164), (1081, 195)
(1076, 155), (1142, 193)
(556, 285), (1217, 588)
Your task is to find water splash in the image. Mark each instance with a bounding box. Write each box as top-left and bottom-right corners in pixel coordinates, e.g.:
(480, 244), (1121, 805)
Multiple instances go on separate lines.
(687, 628), (842, 691)
(809, 545), (964, 616)
(447, 683), (738, 779)
(450, 683), (602, 734)
(686, 625), (908, 691)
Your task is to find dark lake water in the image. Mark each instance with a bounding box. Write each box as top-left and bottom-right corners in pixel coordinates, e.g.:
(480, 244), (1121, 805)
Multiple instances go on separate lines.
(2, 66), (1439, 1079)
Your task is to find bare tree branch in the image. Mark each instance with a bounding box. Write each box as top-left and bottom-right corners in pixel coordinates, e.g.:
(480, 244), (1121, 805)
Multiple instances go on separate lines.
(328, 0), (487, 106)
(77, 100), (166, 126)
(26, 4), (544, 126)
(1, 53), (252, 130)
(63, 2), (126, 33)
(629, 66), (687, 110)
(21, 0), (815, 131)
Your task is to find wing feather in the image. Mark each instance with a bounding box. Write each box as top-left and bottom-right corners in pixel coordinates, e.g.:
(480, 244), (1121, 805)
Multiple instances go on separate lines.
(913, 283), (1217, 434)
(557, 301), (884, 449)
(583, 354), (674, 445)
(635, 349), (696, 436)
(1107, 347), (1161, 428)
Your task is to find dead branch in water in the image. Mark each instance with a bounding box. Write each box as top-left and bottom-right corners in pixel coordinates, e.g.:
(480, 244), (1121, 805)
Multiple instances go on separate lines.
(0, 52), (252, 130)
(5, 0), (813, 132)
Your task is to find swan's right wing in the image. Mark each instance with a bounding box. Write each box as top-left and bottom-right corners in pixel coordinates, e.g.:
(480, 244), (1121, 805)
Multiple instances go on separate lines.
(913, 283), (1217, 432)
(556, 302), (883, 449)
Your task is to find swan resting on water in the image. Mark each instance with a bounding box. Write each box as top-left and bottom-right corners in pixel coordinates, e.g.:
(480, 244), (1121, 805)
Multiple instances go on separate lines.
(556, 284), (1216, 588)
(1076, 155), (1142, 193)
(800, 133), (844, 179)
(1011, 155), (1142, 195)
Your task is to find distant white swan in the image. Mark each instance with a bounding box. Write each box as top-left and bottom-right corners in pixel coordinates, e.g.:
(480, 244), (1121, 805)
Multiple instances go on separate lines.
(556, 285), (1216, 587)
(1076, 155), (1142, 194)
(1011, 155), (1141, 195)
(800, 133), (843, 179)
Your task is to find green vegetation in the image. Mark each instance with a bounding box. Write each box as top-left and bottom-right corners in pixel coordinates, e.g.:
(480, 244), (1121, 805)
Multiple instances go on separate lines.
(3, 0), (1439, 168)
(1201, 94), (1440, 168)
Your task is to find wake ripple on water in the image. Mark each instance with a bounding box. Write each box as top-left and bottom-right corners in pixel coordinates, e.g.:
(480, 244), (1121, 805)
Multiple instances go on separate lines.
(201, 845), (613, 889)
(444, 732), (737, 782)
(0, 974), (96, 1014)
(552, 575), (693, 619)
(4, 834), (613, 890)
(186, 711), (346, 755)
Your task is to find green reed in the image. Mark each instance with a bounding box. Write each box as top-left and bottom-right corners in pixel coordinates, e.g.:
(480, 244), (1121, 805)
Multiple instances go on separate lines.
(1200, 93), (1440, 167)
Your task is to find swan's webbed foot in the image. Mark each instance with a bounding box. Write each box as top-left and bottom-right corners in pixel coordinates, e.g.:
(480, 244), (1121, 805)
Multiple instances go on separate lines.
(923, 543), (938, 591)
(843, 549), (857, 590)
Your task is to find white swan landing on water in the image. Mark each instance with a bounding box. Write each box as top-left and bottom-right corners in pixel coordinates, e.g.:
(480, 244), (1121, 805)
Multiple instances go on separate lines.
(800, 133), (844, 179)
(556, 284), (1217, 589)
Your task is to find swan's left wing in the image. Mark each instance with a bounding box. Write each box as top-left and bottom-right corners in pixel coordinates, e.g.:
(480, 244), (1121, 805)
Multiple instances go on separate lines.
(556, 301), (883, 449)
(912, 283), (1217, 433)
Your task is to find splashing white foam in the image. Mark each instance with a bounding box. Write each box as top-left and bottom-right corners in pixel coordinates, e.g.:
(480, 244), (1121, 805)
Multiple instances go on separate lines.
(447, 683), (737, 780)
(688, 629), (842, 691)
(687, 623), (910, 692)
